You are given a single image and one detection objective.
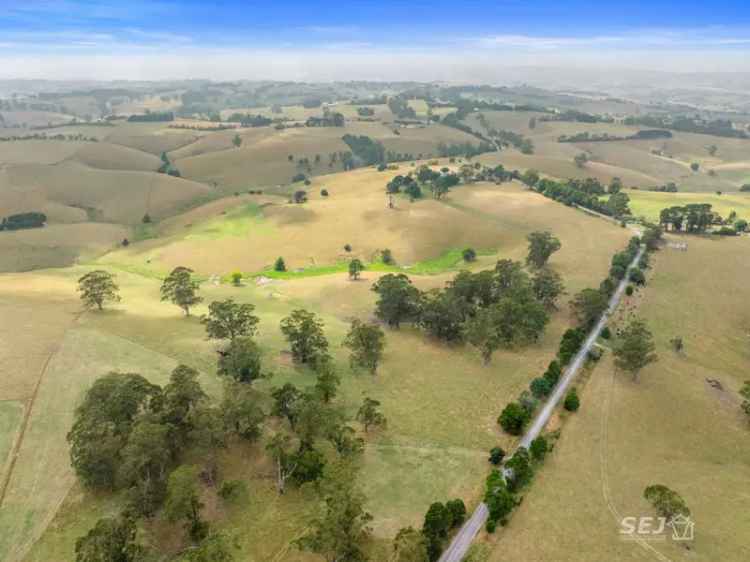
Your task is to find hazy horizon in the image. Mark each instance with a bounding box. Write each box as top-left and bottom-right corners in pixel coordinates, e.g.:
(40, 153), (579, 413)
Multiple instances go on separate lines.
(2, 0), (750, 82)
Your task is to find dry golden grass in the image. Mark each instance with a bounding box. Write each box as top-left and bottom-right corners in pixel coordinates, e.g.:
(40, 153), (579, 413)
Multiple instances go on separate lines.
(71, 141), (162, 171)
(4, 161), (211, 224)
(483, 235), (750, 562)
(0, 223), (128, 272)
(99, 167), (631, 277)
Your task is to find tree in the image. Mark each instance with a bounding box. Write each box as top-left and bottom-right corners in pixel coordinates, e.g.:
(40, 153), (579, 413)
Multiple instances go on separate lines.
(179, 533), (235, 562)
(271, 383), (303, 427)
(77, 270), (121, 311)
(574, 152), (589, 168)
(68, 373), (161, 489)
(266, 431), (298, 494)
(230, 271), (242, 286)
(348, 258), (364, 280)
(609, 177), (623, 194)
(505, 448), (533, 492)
(160, 364), (207, 448)
(644, 485), (691, 522)
(422, 502), (452, 560)
(297, 462), (372, 562)
(629, 268), (645, 285)
(201, 299), (259, 342)
(532, 267), (565, 309)
(280, 309), (329, 365)
(218, 336), (263, 383)
(498, 402), (530, 435)
(381, 248), (394, 264)
(707, 144), (717, 156)
(161, 267), (202, 316)
(327, 424), (364, 457)
(232, 134), (242, 148)
(315, 361), (341, 403)
(221, 382), (265, 441)
(529, 436), (548, 462)
(564, 388), (580, 412)
(464, 307), (502, 364)
(614, 318), (657, 381)
(119, 419), (171, 516)
(484, 470), (516, 528)
(371, 273), (421, 328)
(690, 162), (700, 172)
(526, 231), (561, 269)
(343, 320), (385, 374)
(570, 288), (608, 329)
(740, 381), (750, 422)
(393, 526), (429, 562)
(446, 499), (466, 527)
(164, 465), (208, 542)
(75, 515), (145, 562)
(462, 247), (477, 262)
(356, 397), (387, 432)
(488, 446), (506, 465)
(274, 257), (286, 272)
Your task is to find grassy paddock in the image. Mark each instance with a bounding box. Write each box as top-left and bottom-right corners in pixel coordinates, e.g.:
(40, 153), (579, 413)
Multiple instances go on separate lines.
(483, 236), (750, 562)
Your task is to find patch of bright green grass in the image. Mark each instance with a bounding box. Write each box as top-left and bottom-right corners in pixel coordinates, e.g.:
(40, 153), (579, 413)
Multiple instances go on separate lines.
(185, 203), (274, 240)
(243, 247), (497, 281)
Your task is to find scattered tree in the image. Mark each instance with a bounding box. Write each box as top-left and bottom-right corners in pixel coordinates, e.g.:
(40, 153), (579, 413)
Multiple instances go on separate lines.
(574, 152), (589, 168)
(462, 247), (477, 262)
(164, 465), (208, 542)
(488, 446), (506, 465)
(570, 288), (608, 329)
(690, 162), (700, 172)
(343, 319), (385, 374)
(161, 267), (202, 316)
(75, 515), (145, 562)
(371, 273), (421, 328)
(614, 318), (657, 381)
(643, 484), (691, 522)
(297, 463), (372, 562)
(739, 381), (750, 422)
(498, 402), (530, 435)
(563, 388), (580, 412)
(201, 299), (258, 342)
(221, 382), (265, 441)
(232, 134), (242, 148)
(77, 270), (121, 311)
(356, 397), (387, 432)
(218, 337), (263, 383)
(531, 267), (565, 309)
(526, 231), (561, 268)
(274, 257), (286, 272)
(348, 258), (364, 280)
(381, 248), (395, 264)
(280, 309), (329, 365)
(529, 436), (548, 462)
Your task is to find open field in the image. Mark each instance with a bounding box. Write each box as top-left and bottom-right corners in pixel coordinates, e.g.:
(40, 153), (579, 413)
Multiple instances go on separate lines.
(481, 235), (750, 562)
(467, 112), (750, 192)
(3, 172), (631, 560)
(97, 167), (631, 278)
(626, 189), (750, 222)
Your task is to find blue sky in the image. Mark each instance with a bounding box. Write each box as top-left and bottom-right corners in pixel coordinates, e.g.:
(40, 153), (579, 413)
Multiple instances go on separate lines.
(2, 0), (750, 79)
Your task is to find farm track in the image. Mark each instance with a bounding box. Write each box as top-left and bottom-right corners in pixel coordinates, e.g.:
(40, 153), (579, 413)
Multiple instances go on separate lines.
(438, 245), (646, 562)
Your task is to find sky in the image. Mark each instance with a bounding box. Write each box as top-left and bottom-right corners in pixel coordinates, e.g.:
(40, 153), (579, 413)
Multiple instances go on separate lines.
(1, 0), (750, 81)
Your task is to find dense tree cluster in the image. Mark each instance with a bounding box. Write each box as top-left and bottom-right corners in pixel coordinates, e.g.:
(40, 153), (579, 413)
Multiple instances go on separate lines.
(342, 134), (386, 166)
(558, 129), (672, 142)
(659, 204), (720, 233)
(127, 112), (174, 122)
(0, 211), (47, 230)
(624, 114), (748, 139)
(373, 259), (555, 364)
(527, 176), (632, 218)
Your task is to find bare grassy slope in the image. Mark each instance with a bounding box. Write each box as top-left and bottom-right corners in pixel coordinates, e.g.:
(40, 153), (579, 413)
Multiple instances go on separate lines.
(5, 161), (211, 224)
